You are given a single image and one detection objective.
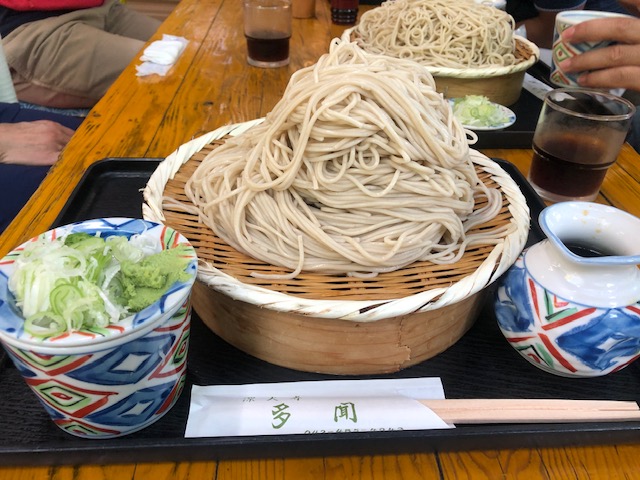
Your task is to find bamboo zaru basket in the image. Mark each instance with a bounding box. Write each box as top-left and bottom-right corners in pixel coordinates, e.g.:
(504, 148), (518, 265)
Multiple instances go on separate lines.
(143, 120), (530, 375)
(344, 28), (540, 106)
(425, 36), (540, 106)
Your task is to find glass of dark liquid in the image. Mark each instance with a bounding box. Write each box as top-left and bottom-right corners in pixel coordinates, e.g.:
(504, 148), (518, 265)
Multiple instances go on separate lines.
(528, 88), (635, 203)
(244, 0), (292, 68)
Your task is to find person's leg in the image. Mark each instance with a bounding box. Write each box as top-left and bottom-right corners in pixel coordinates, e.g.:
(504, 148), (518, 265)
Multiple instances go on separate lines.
(0, 103), (82, 233)
(0, 102), (83, 129)
(104, 0), (162, 40)
(4, 4), (150, 108)
(11, 70), (96, 109)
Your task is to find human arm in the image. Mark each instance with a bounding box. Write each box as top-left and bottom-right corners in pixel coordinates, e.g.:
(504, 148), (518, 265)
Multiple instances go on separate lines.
(508, 0), (585, 48)
(0, 120), (74, 166)
(558, 6), (640, 92)
(518, 9), (562, 48)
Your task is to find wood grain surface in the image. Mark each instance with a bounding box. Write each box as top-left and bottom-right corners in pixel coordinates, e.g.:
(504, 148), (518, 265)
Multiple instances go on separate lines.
(2, 0), (640, 478)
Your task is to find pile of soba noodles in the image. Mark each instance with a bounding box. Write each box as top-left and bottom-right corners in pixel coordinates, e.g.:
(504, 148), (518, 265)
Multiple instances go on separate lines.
(349, 0), (518, 68)
(183, 39), (511, 279)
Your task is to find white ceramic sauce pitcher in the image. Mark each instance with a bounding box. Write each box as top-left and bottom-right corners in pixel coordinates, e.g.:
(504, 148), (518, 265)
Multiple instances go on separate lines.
(495, 201), (640, 377)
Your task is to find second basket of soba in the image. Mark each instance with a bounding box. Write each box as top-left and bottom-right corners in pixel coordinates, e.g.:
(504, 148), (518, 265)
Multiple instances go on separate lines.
(143, 40), (530, 375)
(343, 0), (539, 106)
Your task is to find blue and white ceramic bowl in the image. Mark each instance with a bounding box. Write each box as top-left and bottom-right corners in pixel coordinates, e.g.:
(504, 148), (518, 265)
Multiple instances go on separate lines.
(0, 218), (197, 438)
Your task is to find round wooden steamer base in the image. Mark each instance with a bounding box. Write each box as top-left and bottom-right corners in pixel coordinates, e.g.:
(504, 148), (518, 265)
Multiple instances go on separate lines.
(153, 136), (527, 375)
(192, 281), (485, 375)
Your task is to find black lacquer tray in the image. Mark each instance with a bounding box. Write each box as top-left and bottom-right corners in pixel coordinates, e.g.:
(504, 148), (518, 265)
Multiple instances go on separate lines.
(1, 157), (639, 466)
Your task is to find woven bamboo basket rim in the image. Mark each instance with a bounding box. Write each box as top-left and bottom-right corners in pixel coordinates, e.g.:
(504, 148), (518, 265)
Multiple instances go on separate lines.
(343, 29), (540, 79)
(143, 120), (530, 323)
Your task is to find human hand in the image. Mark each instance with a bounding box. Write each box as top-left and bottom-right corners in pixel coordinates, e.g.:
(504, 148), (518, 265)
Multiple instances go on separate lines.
(557, 14), (640, 92)
(0, 120), (75, 166)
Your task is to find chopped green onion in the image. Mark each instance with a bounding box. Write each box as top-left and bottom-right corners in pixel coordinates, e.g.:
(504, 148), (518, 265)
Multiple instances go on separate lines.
(8, 232), (192, 337)
(24, 311), (66, 337)
(451, 95), (510, 128)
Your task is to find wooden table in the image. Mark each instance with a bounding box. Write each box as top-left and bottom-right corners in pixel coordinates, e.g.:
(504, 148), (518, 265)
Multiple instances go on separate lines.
(2, 0), (640, 477)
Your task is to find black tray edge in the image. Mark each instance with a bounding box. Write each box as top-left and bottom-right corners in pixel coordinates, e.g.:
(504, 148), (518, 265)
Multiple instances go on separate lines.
(1, 421), (638, 466)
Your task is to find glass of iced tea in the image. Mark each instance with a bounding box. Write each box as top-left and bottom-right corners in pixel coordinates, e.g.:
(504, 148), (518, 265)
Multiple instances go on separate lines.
(244, 0), (292, 68)
(528, 88), (635, 203)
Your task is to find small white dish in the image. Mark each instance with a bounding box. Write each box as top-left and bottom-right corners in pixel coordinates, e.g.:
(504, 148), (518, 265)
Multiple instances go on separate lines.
(448, 98), (516, 131)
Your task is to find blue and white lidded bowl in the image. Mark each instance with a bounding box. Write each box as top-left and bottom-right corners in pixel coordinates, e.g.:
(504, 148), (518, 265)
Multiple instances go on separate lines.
(0, 218), (198, 438)
(495, 202), (640, 377)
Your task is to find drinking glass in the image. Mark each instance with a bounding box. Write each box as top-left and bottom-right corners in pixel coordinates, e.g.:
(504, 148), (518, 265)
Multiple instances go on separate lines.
(528, 88), (635, 203)
(244, 0), (292, 68)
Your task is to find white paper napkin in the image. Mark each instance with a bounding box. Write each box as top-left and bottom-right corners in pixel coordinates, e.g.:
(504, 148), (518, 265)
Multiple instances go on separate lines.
(136, 34), (188, 77)
(185, 378), (453, 438)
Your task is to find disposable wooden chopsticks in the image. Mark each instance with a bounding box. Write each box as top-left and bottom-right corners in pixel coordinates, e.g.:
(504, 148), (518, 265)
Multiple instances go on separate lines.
(420, 399), (640, 424)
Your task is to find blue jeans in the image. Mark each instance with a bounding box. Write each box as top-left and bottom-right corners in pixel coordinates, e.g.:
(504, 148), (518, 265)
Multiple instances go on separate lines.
(0, 103), (83, 234)
(627, 114), (640, 154)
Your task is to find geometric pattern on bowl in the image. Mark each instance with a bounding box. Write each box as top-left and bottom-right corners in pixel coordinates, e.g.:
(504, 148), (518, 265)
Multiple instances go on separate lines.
(550, 38), (587, 87)
(2, 297), (191, 438)
(495, 255), (640, 377)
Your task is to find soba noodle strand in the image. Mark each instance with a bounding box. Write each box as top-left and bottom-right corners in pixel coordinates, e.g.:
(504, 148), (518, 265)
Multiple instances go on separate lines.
(352, 0), (517, 68)
(183, 40), (509, 278)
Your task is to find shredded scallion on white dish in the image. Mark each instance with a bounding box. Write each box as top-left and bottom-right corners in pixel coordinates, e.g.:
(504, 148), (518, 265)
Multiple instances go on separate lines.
(450, 95), (515, 130)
